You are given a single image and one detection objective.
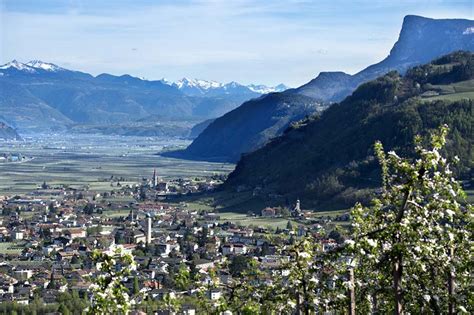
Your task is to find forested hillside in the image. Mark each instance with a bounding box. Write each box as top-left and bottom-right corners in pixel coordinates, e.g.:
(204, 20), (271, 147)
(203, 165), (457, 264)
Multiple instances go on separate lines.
(223, 51), (473, 210)
(173, 93), (323, 161)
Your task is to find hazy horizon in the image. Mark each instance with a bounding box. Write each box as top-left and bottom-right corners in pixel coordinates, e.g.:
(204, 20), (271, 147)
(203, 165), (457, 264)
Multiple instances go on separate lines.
(1, 0), (472, 86)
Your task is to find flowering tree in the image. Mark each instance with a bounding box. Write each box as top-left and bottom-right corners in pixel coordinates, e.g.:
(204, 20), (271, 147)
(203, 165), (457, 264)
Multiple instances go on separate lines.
(217, 237), (349, 314)
(85, 126), (472, 315)
(350, 125), (473, 314)
(87, 248), (138, 314)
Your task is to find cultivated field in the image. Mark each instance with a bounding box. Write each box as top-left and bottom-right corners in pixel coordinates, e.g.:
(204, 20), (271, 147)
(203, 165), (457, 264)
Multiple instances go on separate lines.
(422, 79), (474, 102)
(0, 133), (234, 195)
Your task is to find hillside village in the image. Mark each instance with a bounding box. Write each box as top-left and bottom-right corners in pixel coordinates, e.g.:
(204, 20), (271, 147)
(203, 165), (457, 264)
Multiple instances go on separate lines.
(0, 171), (348, 313)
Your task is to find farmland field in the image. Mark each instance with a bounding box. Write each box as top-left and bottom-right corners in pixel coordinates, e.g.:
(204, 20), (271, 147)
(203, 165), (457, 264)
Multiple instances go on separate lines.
(217, 212), (300, 229)
(422, 79), (474, 102)
(217, 209), (350, 230)
(0, 133), (234, 195)
(423, 91), (474, 102)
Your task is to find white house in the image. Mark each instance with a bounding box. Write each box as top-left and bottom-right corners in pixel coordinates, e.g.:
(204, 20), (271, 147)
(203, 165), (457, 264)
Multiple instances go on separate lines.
(233, 244), (247, 255)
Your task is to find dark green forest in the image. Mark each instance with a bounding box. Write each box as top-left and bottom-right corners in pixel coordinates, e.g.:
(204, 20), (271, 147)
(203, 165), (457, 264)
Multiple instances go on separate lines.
(224, 51), (473, 211)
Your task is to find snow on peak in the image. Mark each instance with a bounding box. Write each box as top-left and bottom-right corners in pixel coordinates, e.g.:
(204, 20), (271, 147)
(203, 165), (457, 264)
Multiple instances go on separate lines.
(26, 60), (65, 72)
(247, 83), (288, 94)
(174, 77), (223, 90)
(224, 81), (242, 88)
(159, 77), (288, 94)
(0, 60), (37, 72)
(0, 59), (67, 73)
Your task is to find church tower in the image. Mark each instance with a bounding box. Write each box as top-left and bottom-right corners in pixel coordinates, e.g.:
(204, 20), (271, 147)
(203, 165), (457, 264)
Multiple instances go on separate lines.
(146, 213), (152, 245)
(152, 168), (158, 188)
(293, 199), (302, 217)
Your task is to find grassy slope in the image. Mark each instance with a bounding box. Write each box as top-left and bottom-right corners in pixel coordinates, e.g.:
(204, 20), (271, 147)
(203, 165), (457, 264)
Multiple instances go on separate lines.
(422, 79), (474, 102)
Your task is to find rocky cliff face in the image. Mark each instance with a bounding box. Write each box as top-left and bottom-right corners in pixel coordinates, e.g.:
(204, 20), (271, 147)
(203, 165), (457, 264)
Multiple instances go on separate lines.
(297, 15), (474, 102)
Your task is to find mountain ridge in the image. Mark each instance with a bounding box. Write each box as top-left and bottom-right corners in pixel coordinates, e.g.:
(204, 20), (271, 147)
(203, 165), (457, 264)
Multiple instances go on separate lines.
(166, 92), (324, 162)
(0, 59), (287, 97)
(296, 15), (474, 102)
(177, 15), (474, 162)
(0, 60), (282, 133)
(160, 77), (288, 97)
(220, 51), (474, 212)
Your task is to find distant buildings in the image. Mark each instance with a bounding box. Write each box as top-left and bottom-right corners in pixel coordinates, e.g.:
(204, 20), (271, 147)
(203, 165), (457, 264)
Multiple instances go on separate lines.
(146, 214), (152, 245)
(261, 207), (277, 217)
(0, 170), (343, 311)
(292, 199), (302, 217)
(0, 153), (31, 163)
(152, 169), (158, 188)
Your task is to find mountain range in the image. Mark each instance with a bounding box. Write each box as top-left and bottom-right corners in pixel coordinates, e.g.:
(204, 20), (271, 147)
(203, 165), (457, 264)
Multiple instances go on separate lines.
(177, 15), (474, 162)
(161, 77), (287, 96)
(0, 60), (286, 134)
(219, 51), (473, 212)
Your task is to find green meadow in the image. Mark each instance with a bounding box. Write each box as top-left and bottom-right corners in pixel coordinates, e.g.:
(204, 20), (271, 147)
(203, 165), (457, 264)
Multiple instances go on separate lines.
(422, 79), (474, 102)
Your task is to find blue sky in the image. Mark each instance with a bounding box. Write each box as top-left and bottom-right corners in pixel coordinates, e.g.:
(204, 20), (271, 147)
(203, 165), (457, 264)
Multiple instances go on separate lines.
(1, 0), (472, 86)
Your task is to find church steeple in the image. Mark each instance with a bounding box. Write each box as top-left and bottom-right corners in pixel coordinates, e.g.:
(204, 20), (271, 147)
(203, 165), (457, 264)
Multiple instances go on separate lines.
(292, 199), (302, 217)
(152, 168), (158, 188)
(146, 213), (152, 245)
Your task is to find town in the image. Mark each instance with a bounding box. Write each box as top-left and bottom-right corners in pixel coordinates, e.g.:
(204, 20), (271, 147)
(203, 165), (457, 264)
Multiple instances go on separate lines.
(0, 169), (349, 314)
(1, 1), (472, 312)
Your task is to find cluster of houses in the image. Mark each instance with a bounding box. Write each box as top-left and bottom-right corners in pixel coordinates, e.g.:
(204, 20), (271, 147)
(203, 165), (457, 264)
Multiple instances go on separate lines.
(0, 153), (31, 163)
(144, 171), (224, 197)
(0, 174), (345, 313)
(107, 169), (225, 200)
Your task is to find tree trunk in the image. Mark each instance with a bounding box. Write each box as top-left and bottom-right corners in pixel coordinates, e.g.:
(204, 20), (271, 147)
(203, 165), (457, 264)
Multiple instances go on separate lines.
(372, 293), (378, 314)
(302, 278), (309, 315)
(393, 252), (403, 315)
(296, 291), (301, 315)
(393, 189), (411, 315)
(448, 246), (455, 315)
(348, 268), (356, 315)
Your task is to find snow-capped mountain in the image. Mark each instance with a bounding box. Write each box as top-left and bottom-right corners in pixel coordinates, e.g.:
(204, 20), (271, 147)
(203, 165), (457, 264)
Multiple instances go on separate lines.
(162, 77), (288, 96)
(175, 78), (222, 90)
(247, 83), (288, 94)
(0, 60), (37, 73)
(26, 60), (66, 72)
(0, 60), (288, 96)
(0, 59), (286, 131)
(0, 60), (66, 73)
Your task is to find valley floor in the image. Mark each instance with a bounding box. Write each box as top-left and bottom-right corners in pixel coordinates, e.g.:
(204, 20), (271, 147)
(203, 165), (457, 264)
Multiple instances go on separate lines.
(0, 133), (234, 195)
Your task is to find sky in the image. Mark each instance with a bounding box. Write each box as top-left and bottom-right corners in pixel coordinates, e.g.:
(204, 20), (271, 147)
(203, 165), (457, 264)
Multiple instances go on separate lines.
(0, 0), (472, 86)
